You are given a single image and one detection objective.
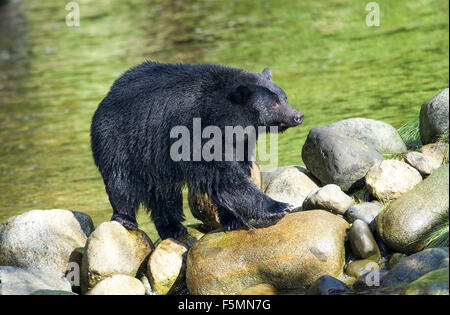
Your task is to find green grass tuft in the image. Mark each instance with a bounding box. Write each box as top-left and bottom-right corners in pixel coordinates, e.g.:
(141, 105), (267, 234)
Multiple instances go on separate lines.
(425, 213), (449, 248)
(382, 151), (409, 161)
(438, 130), (449, 143)
(398, 118), (421, 146)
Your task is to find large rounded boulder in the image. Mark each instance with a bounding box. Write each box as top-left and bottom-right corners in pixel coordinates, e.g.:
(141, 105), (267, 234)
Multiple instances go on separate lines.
(0, 209), (94, 273)
(376, 164), (449, 254)
(420, 88), (449, 144)
(186, 210), (349, 295)
(0, 266), (72, 295)
(324, 118), (407, 153)
(302, 126), (384, 191)
(80, 221), (154, 293)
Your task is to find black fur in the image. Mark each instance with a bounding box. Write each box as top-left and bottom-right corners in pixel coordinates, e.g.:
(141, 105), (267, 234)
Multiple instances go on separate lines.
(91, 62), (303, 239)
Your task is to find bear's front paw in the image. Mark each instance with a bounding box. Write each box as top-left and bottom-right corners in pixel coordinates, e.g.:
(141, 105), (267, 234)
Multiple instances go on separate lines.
(222, 216), (243, 231)
(268, 201), (293, 216)
(250, 201), (292, 228)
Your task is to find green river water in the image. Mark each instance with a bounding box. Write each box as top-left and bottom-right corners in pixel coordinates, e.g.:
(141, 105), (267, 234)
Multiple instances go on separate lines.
(0, 0), (448, 240)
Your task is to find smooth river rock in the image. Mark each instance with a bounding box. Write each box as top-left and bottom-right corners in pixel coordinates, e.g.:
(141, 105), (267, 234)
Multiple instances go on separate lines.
(264, 165), (319, 210)
(305, 275), (350, 295)
(348, 220), (380, 261)
(404, 151), (435, 176)
(376, 164), (449, 254)
(324, 118), (407, 153)
(344, 201), (383, 225)
(81, 221), (154, 293)
(0, 209), (94, 273)
(302, 184), (354, 215)
(0, 266), (72, 295)
(302, 126), (384, 191)
(381, 247), (449, 288)
(261, 165), (319, 192)
(401, 268), (449, 295)
(420, 88), (449, 144)
(420, 142), (449, 170)
(365, 160), (422, 200)
(86, 274), (146, 295)
(147, 238), (188, 295)
(186, 210), (349, 295)
(345, 259), (380, 279)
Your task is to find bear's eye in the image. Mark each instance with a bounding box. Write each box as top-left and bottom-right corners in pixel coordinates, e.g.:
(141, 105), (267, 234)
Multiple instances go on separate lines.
(271, 101), (281, 109)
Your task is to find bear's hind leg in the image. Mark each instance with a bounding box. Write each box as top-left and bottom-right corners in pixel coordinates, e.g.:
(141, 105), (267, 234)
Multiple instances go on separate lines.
(108, 184), (140, 231)
(146, 188), (187, 240)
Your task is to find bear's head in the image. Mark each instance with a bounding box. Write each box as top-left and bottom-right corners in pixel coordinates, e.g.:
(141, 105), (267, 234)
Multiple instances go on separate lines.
(228, 68), (304, 132)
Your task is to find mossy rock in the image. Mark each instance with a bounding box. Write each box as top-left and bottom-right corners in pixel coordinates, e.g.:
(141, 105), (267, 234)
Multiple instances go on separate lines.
(376, 164), (449, 254)
(401, 268), (449, 295)
(186, 210), (349, 294)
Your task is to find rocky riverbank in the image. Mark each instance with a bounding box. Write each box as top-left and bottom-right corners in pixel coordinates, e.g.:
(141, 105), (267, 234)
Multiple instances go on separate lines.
(0, 88), (448, 295)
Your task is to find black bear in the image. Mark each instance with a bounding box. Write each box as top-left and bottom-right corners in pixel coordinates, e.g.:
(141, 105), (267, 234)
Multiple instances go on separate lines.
(91, 62), (304, 239)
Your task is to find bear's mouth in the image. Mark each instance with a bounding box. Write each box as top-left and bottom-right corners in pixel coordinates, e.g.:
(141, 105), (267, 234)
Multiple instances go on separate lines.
(280, 120), (302, 128)
(279, 112), (304, 128)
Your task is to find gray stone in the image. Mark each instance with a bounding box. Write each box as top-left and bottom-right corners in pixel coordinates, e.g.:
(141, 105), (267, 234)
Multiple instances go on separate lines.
(348, 220), (380, 260)
(325, 118), (407, 153)
(81, 221), (154, 293)
(0, 209), (94, 273)
(376, 164), (449, 254)
(305, 275), (350, 295)
(265, 166), (318, 210)
(401, 268), (449, 295)
(302, 126), (384, 191)
(140, 275), (158, 295)
(388, 253), (407, 269)
(261, 165), (320, 192)
(261, 166), (293, 192)
(420, 142), (449, 170)
(0, 266), (72, 295)
(365, 160), (422, 200)
(85, 274), (146, 295)
(420, 88), (449, 144)
(352, 269), (389, 292)
(346, 259), (380, 279)
(344, 201), (382, 225)
(302, 184), (354, 215)
(381, 247), (449, 288)
(147, 238), (188, 295)
(404, 151), (434, 176)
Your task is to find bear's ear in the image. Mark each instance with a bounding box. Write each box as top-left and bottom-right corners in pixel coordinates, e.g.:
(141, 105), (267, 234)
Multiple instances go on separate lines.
(262, 68), (272, 81)
(228, 85), (252, 105)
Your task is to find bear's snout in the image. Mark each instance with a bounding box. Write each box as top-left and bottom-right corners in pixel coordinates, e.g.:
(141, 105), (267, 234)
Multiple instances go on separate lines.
(293, 112), (304, 126)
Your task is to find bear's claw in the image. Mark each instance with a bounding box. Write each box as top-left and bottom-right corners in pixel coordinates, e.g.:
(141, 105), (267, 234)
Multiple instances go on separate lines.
(250, 201), (292, 228)
(222, 217), (243, 231)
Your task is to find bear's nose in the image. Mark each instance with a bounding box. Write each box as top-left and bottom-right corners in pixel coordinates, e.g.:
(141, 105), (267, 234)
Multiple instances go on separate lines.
(293, 113), (304, 125)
